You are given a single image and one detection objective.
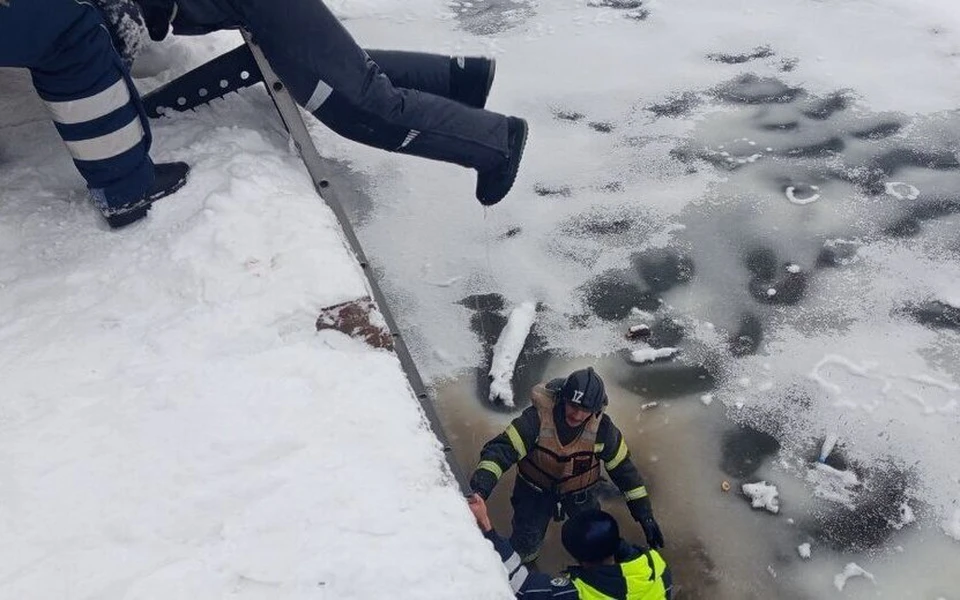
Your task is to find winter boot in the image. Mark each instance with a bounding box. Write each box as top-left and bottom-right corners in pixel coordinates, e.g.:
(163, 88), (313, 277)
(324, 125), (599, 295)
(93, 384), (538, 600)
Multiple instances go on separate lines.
(450, 56), (497, 109)
(476, 117), (528, 206)
(103, 161), (190, 229)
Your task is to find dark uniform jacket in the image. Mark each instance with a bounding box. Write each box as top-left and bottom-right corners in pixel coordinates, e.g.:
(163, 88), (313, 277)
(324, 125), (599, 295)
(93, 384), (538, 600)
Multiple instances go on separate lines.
(469, 380), (653, 520)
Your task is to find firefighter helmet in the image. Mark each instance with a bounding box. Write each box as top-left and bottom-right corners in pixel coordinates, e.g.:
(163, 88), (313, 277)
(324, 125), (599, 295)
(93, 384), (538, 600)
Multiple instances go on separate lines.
(558, 367), (608, 413)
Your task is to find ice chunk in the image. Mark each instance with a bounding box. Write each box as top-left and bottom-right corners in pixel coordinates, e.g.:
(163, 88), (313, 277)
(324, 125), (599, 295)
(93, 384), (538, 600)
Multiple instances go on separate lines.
(797, 543), (811, 559)
(818, 433), (838, 462)
(884, 181), (919, 200)
(942, 508), (960, 541)
(488, 302), (537, 407)
(742, 481), (780, 513)
(833, 562), (875, 591)
(629, 346), (679, 364)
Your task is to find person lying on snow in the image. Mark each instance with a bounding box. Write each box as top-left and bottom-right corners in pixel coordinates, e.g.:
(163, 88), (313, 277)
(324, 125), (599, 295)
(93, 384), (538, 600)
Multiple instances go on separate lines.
(468, 494), (674, 599)
(135, 0), (528, 206)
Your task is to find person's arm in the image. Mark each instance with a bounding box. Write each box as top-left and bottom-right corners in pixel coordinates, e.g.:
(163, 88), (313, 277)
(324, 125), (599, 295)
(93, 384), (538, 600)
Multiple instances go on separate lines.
(597, 416), (665, 548)
(468, 496), (578, 599)
(468, 406), (540, 499)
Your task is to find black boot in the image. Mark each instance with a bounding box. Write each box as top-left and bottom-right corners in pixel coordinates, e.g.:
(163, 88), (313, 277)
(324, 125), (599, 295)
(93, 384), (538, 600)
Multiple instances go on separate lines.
(104, 161), (190, 229)
(450, 56), (497, 109)
(476, 117), (527, 206)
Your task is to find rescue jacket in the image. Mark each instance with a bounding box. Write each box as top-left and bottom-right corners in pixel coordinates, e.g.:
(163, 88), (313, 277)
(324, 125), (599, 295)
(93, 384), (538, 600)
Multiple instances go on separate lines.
(518, 384), (602, 495)
(470, 380), (651, 516)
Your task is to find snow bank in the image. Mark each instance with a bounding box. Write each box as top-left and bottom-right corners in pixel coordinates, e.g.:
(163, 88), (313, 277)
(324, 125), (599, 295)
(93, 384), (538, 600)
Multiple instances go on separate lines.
(0, 60), (511, 599)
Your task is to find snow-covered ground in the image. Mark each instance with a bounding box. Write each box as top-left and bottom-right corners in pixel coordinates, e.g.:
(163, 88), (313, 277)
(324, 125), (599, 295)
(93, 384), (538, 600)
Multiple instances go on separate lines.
(5, 0), (960, 597)
(0, 28), (510, 599)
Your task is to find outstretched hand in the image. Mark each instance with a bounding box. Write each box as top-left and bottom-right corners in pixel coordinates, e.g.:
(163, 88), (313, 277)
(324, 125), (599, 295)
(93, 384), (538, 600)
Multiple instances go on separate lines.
(639, 515), (665, 549)
(467, 493), (493, 533)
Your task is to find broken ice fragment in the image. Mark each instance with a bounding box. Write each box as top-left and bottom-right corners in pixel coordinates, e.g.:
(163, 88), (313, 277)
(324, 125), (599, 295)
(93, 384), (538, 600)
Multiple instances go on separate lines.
(833, 563), (875, 591)
(629, 346), (679, 364)
(742, 481), (780, 513)
(488, 302), (537, 407)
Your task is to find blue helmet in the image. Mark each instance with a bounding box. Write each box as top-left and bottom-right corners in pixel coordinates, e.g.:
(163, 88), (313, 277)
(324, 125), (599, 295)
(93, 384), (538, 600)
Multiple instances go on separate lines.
(559, 367), (608, 413)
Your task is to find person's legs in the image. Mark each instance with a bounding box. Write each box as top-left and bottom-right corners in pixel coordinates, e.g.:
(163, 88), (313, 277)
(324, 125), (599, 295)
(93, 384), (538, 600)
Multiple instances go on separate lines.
(561, 488), (601, 520)
(365, 50), (496, 109)
(2, 0), (186, 227)
(2, 0), (154, 207)
(509, 478), (556, 563)
(231, 0), (512, 173)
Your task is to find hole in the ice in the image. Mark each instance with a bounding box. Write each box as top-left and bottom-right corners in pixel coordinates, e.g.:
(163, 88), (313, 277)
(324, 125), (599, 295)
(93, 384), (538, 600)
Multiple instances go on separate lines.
(720, 425), (781, 478)
(582, 271), (661, 321)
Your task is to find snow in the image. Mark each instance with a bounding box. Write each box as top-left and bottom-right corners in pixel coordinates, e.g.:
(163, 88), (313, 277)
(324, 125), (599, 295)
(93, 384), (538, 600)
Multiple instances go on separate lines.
(833, 562), (876, 592)
(884, 182), (920, 201)
(742, 481), (780, 514)
(891, 502), (916, 530)
(0, 33), (510, 600)
(806, 463), (860, 510)
(785, 185), (821, 205)
(487, 301), (537, 407)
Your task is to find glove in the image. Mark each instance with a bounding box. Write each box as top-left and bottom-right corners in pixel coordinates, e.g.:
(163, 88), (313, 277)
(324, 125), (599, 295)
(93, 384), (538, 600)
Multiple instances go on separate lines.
(136, 0), (178, 41)
(90, 0), (147, 68)
(639, 515), (665, 549)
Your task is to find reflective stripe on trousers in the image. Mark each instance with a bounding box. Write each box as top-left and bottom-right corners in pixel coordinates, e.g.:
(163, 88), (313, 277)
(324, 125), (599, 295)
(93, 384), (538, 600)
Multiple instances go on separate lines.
(0, 0), (155, 209)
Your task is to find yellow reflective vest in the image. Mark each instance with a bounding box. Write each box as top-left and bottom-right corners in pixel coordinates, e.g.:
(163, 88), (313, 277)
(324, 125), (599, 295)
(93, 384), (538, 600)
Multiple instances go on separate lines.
(570, 550), (669, 600)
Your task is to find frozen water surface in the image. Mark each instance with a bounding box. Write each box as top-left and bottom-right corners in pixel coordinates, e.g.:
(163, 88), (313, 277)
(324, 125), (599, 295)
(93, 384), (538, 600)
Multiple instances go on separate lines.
(341, 0), (960, 596)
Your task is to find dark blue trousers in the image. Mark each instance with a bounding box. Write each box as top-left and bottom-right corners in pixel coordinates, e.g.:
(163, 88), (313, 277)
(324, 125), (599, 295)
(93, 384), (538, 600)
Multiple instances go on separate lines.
(0, 0), (154, 210)
(169, 0), (509, 171)
(510, 477), (601, 562)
